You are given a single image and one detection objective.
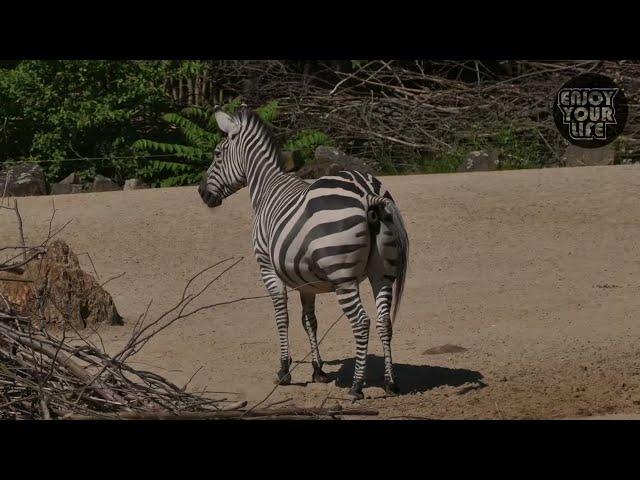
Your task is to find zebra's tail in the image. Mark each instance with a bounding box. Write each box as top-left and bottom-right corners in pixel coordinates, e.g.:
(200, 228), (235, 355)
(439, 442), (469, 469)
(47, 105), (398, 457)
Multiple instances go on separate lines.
(368, 195), (409, 324)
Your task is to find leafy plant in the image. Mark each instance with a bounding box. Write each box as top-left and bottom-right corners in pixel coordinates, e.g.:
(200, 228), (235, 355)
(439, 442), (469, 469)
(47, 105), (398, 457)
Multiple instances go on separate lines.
(256, 101), (279, 124)
(284, 129), (330, 164)
(488, 123), (545, 170)
(132, 100), (285, 187)
(0, 60), (188, 182)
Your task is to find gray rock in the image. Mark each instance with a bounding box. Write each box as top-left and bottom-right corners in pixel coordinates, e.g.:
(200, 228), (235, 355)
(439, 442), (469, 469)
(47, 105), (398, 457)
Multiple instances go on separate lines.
(123, 178), (150, 190)
(562, 144), (615, 167)
(50, 183), (84, 195)
(60, 172), (80, 184)
(91, 175), (120, 192)
(457, 150), (499, 173)
(620, 157), (640, 165)
(0, 164), (47, 197)
(295, 146), (376, 179)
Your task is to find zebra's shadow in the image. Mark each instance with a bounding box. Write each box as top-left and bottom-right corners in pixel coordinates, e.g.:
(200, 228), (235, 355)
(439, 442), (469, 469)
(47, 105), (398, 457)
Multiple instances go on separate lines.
(324, 355), (485, 395)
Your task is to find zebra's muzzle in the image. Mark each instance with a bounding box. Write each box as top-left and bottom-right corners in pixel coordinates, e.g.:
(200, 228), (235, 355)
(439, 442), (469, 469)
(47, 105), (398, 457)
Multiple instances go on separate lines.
(198, 181), (222, 208)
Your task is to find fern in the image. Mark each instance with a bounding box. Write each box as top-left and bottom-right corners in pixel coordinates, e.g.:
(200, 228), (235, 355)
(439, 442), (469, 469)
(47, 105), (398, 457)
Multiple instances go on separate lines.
(225, 97), (243, 114)
(161, 113), (220, 150)
(284, 129), (330, 163)
(133, 105), (221, 186)
(133, 98), (326, 186)
(256, 101), (279, 124)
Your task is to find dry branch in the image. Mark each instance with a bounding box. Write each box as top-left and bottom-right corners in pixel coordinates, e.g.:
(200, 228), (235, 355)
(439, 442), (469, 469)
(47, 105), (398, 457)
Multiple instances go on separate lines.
(0, 203), (244, 420)
(65, 406), (378, 420)
(209, 60), (640, 168)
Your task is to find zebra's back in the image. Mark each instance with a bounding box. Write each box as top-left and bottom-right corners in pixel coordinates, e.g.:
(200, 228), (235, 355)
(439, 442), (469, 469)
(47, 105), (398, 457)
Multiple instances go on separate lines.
(255, 170), (395, 293)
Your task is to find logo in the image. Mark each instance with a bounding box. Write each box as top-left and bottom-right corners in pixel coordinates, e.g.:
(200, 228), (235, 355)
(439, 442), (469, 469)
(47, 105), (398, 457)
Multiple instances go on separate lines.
(553, 73), (628, 148)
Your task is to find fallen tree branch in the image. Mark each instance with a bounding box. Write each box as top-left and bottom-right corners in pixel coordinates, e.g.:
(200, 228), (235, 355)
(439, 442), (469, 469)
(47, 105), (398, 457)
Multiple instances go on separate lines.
(65, 405), (378, 420)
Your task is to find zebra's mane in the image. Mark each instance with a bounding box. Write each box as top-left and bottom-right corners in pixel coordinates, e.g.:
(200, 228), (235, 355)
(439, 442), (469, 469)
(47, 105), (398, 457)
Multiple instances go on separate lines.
(233, 108), (284, 170)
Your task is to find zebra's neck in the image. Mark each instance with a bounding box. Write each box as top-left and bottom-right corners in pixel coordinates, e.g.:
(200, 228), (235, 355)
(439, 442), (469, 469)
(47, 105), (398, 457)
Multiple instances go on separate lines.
(244, 150), (287, 211)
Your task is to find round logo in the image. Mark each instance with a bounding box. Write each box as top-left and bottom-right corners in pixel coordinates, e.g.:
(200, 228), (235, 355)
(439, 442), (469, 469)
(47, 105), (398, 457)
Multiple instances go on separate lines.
(552, 73), (628, 148)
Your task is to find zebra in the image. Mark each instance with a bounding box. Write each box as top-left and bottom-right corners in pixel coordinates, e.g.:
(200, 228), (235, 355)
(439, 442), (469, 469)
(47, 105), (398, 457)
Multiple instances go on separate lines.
(198, 107), (409, 400)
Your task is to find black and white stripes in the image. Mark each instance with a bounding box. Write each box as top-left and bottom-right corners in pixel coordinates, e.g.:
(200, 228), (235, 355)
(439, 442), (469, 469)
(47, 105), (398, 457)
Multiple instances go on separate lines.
(199, 107), (409, 400)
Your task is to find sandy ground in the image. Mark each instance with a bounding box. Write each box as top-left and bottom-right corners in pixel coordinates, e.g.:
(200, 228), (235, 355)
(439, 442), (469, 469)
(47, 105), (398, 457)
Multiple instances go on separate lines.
(2, 165), (640, 419)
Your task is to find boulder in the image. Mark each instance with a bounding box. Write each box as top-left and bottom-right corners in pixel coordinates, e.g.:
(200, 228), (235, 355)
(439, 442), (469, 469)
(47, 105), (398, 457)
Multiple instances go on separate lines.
(457, 150), (499, 173)
(0, 240), (123, 329)
(0, 163), (47, 197)
(123, 178), (150, 190)
(50, 182), (84, 195)
(60, 172), (80, 184)
(295, 146), (377, 179)
(91, 174), (121, 192)
(562, 144), (615, 167)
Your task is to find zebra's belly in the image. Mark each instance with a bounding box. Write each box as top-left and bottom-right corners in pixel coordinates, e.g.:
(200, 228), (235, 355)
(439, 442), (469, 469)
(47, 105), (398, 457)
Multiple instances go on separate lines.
(273, 247), (370, 294)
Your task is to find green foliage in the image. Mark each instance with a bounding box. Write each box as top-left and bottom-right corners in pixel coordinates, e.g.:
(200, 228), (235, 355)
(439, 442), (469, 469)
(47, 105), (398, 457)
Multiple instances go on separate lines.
(133, 101), (284, 187)
(137, 160), (205, 188)
(0, 60), (332, 187)
(256, 101), (280, 124)
(284, 129), (330, 163)
(132, 106), (219, 187)
(0, 60), (186, 182)
(486, 124), (545, 170)
(414, 148), (468, 174)
(375, 122), (546, 175)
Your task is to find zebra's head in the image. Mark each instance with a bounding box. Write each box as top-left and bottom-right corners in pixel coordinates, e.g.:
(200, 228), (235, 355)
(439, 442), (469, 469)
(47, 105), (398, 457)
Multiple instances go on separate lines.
(198, 108), (247, 208)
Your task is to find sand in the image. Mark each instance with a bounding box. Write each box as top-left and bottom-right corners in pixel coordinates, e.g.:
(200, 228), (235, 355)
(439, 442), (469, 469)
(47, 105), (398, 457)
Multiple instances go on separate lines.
(2, 165), (640, 419)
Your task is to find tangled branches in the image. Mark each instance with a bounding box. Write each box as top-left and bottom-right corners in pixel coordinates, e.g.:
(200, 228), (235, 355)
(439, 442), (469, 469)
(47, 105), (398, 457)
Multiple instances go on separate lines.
(210, 60), (640, 168)
(0, 254), (249, 419)
(0, 254), (377, 420)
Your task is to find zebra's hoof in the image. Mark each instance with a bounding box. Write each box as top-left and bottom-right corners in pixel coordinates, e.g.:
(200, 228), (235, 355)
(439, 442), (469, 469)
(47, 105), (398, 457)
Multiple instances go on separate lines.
(384, 381), (400, 396)
(275, 370), (292, 385)
(312, 369), (332, 384)
(348, 389), (364, 402)
(348, 381), (364, 402)
(312, 361), (332, 383)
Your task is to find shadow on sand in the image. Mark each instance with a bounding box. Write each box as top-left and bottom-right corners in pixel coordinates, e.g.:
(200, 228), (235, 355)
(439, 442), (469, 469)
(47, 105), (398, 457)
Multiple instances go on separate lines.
(324, 355), (485, 395)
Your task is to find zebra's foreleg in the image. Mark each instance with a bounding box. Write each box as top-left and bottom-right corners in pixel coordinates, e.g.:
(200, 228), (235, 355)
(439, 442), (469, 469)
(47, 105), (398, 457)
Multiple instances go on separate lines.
(261, 268), (292, 385)
(335, 282), (371, 401)
(370, 279), (399, 395)
(300, 292), (331, 383)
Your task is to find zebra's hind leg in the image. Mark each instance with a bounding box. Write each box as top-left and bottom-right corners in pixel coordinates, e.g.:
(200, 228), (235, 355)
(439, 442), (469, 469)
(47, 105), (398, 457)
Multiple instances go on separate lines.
(370, 278), (399, 395)
(261, 267), (292, 385)
(335, 282), (371, 401)
(300, 292), (331, 383)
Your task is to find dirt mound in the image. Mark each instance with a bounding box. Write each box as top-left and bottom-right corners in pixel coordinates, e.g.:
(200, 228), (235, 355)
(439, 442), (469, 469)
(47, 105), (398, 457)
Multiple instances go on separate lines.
(0, 240), (122, 329)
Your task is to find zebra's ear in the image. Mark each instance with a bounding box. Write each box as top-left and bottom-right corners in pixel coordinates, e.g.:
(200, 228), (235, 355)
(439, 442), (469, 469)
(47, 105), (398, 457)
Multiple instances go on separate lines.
(214, 110), (241, 136)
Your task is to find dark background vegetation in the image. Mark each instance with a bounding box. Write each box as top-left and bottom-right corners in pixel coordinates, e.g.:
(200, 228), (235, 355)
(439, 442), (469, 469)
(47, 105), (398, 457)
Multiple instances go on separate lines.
(1, 60), (638, 187)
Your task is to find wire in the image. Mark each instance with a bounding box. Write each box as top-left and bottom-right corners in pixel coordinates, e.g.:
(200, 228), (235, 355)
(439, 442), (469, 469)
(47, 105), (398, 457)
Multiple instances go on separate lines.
(0, 153), (212, 165)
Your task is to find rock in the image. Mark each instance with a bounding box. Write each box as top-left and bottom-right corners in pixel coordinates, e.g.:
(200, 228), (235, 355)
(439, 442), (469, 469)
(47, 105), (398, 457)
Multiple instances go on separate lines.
(123, 178), (150, 190)
(60, 172), (80, 184)
(295, 146), (376, 179)
(0, 163), (47, 197)
(562, 144), (615, 167)
(457, 150), (499, 173)
(91, 174), (120, 192)
(50, 182), (84, 195)
(0, 240), (123, 329)
(423, 344), (468, 355)
(279, 150), (304, 172)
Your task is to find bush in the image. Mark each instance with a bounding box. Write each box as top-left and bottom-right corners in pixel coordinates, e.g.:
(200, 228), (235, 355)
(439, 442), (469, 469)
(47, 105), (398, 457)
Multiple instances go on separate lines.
(0, 60), (180, 183)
